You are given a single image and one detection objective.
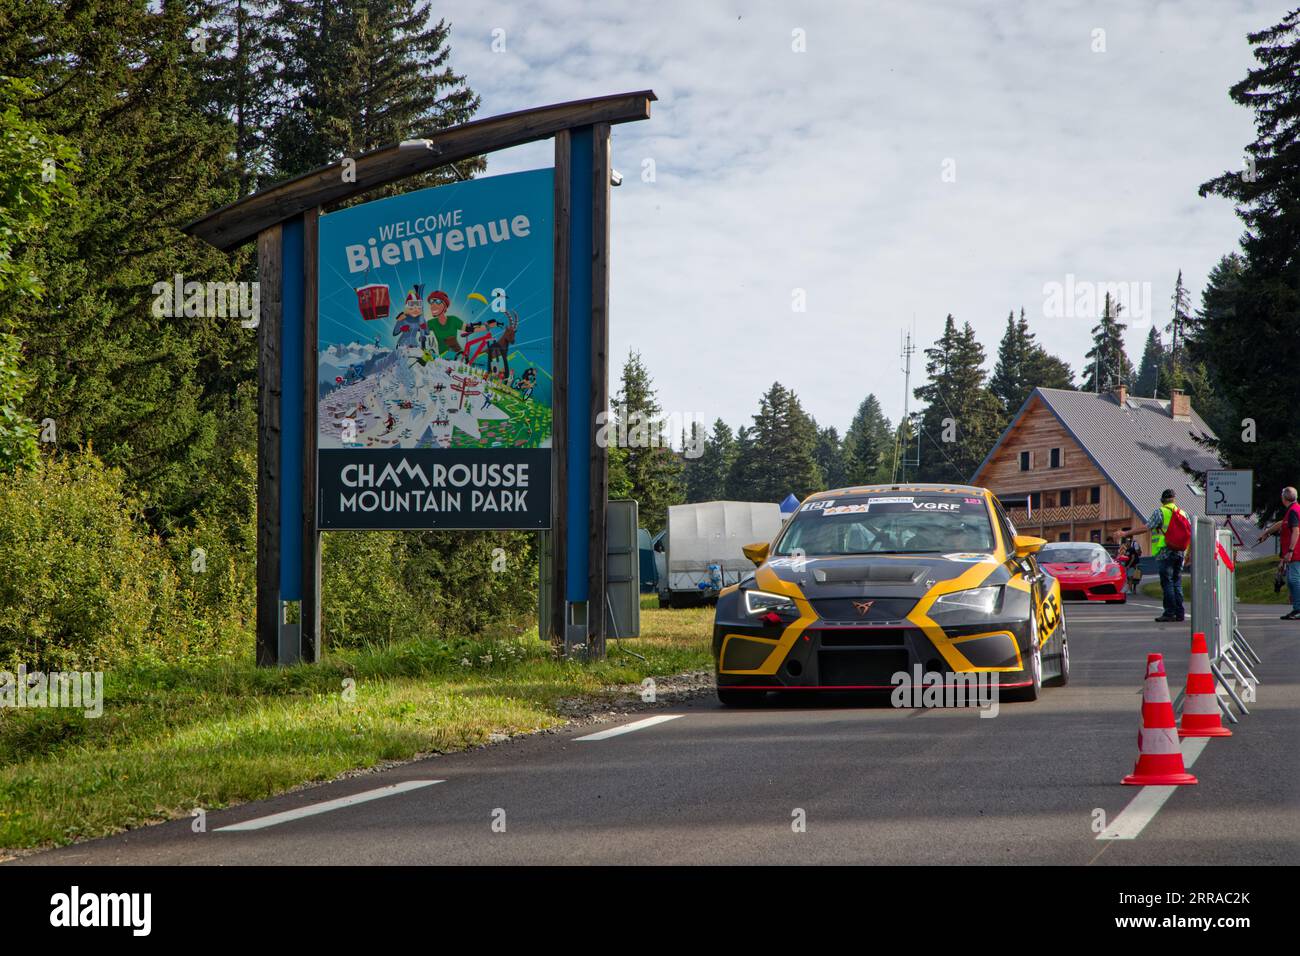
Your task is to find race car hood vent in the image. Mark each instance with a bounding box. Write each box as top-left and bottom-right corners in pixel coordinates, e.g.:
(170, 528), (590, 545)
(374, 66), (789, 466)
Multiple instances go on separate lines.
(813, 564), (927, 585)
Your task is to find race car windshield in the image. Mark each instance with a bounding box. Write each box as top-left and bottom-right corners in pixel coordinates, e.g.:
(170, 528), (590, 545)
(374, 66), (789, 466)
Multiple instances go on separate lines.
(775, 494), (995, 556)
(1039, 544), (1109, 564)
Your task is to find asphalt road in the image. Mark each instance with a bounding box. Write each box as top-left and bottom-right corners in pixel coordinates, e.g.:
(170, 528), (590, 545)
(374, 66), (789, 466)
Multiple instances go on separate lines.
(15, 599), (1300, 866)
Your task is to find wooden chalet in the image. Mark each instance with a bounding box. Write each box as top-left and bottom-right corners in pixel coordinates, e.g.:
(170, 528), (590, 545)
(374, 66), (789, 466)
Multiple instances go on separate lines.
(971, 385), (1231, 551)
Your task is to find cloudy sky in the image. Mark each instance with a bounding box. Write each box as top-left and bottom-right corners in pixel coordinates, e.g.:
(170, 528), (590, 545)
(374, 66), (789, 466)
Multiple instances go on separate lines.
(433, 0), (1282, 435)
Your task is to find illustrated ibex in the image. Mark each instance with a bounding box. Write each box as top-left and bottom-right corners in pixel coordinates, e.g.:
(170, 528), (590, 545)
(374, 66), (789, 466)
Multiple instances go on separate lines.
(484, 309), (519, 380)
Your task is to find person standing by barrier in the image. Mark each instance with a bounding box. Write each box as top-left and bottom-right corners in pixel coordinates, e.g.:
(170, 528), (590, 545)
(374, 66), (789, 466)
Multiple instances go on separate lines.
(1258, 489), (1300, 616)
(1260, 487), (1300, 620)
(1147, 488), (1192, 622)
(1117, 532), (1143, 594)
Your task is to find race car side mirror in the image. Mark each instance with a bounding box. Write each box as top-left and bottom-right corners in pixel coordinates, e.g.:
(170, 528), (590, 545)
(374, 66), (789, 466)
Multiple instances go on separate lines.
(1013, 534), (1047, 557)
(742, 542), (770, 566)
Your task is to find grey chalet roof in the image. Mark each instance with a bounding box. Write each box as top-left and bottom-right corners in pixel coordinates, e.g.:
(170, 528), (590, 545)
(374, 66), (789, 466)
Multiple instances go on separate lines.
(974, 387), (1223, 524)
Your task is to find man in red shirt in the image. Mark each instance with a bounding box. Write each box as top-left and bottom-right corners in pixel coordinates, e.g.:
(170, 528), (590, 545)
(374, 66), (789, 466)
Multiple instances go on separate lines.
(1264, 487), (1300, 620)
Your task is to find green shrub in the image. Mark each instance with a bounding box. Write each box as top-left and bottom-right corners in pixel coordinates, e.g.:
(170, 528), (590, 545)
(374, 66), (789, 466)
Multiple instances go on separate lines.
(160, 445), (257, 656)
(0, 450), (184, 669)
(0, 447), (540, 668)
(319, 529), (538, 650)
(402, 531), (538, 638)
(320, 531), (427, 649)
(0, 333), (38, 473)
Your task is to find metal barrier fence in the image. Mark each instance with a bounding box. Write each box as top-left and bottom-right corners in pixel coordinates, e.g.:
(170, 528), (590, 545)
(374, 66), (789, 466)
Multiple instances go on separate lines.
(1179, 517), (1262, 724)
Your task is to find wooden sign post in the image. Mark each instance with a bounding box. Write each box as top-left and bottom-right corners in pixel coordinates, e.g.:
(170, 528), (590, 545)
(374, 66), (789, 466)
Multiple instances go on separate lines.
(183, 92), (654, 665)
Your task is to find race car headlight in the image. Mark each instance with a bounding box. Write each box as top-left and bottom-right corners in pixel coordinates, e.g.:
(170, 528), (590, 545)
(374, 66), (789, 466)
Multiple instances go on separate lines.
(932, 585), (1002, 616)
(744, 589), (797, 616)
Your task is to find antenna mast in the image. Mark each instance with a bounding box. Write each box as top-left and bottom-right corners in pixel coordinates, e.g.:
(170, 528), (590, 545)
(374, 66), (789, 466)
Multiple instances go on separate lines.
(894, 325), (919, 482)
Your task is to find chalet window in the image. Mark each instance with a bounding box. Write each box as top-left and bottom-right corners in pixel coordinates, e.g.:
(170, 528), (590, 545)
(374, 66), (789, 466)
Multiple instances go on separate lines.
(1029, 491), (1041, 510)
(1090, 486), (1101, 505)
(1050, 448), (1062, 468)
(1090, 530), (1102, 543)
(1060, 489), (1072, 507)
(1019, 450), (1031, 471)
(1059, 531), (1071, 541)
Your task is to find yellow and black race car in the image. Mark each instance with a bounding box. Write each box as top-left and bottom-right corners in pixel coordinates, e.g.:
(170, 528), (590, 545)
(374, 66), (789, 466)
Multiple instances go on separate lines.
(712, 483), (1068, 705)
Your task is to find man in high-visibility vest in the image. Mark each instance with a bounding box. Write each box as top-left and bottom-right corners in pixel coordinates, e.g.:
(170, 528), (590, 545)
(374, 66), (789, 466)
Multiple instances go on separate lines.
(1146, 488), (1189, 622)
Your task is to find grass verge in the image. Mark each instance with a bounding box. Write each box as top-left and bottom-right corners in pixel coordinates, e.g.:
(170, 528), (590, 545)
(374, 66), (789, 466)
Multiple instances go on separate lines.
(1139, 555), (1289, 604)
(0, 604), (713, 851)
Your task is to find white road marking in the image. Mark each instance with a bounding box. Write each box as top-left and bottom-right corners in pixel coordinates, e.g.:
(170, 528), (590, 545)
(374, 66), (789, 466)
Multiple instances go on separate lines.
(1074, 614), (1278, 624)
(575, 714), (683, 741)
(1096, 738), (1210, 840)
(215, 780), (443, 831)
(1077, 616), (1189, 623)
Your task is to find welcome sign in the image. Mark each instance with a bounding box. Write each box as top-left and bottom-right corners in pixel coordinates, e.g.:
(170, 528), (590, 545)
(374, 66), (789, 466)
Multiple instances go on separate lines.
(316, 168), (553, 529)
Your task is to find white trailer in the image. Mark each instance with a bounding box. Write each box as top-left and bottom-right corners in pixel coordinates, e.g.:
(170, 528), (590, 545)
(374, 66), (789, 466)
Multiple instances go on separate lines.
(656, 501), (784, 607)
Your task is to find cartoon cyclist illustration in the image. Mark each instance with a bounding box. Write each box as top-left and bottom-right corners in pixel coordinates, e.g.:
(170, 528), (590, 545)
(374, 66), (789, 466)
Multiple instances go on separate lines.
(427, 290), (463, 358)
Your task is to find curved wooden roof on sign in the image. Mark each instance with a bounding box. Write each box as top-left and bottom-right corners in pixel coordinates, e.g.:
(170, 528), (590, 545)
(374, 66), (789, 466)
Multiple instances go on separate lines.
(183, 90), (657, 252)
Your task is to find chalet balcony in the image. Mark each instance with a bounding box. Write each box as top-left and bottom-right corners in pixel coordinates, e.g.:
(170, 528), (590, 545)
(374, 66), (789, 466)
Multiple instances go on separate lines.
(1008, 503), (1101, 525)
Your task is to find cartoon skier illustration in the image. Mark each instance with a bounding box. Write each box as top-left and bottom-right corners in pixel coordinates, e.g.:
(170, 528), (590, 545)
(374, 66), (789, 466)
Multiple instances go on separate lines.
(393, 285), (424, 350)
(393, 285), (425, 397)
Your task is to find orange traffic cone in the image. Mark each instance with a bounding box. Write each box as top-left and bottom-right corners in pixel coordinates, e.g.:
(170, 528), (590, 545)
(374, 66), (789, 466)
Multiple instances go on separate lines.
(1123, 653), (1198, 785)
(1178, 632), (1232, 738)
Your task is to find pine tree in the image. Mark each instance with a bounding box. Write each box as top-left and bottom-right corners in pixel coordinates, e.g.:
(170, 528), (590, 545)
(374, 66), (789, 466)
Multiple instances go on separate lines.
(685, 419), (736, 503)
(1134, 327), (1166, 397)
(1081, 293), (1136, 392)
(989, 310), (1032, 416)
(1196, 10), (1300, 520)
(1183, 254), (1241, 438)
(813, 425), (847, 490)
(991, 307), (1074, 415)
(1166, 270), (1192, 380)
(0, 0), (254, 525)
(728, 383), (822, 502)
(725, 425), (755, 500)
(265, 1), (482, 188)
(1022, 347), (1075, 392)
(913, 316), (1004, 483)
(612, 351), (683, 532)
(196, 0), (278, 197)
(607, 441), (632, 500)
(842, 394), (892, 485)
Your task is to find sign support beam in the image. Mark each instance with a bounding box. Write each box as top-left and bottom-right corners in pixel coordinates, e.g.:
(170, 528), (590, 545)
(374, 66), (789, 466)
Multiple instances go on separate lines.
(587, 123), (612, 659)
(301, 207), (321, 662)
(256, 224), (283, 666)
(550, 131), (572, 653)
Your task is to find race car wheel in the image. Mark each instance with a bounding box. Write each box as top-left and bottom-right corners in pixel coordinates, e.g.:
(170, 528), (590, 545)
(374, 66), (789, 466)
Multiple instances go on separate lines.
(1045, 616), (1070, 687)
(717, 686), (768, 707)
(1004, 616), (1043, 702)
